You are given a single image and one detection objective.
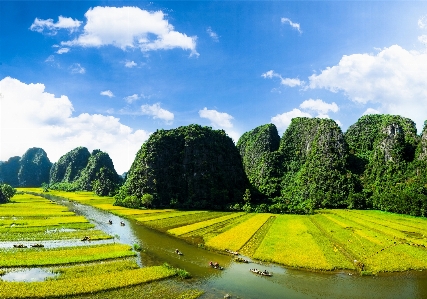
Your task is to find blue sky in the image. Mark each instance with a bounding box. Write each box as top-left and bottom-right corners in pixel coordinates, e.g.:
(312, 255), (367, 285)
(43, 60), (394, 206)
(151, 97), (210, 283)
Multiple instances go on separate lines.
(1, 1), (427, 173)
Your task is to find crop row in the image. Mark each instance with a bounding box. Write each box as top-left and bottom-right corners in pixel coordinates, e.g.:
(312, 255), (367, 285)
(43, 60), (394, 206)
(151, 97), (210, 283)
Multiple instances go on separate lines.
(253, 215), (353, 270)
(168, 213), (245, 236)
(205, 213), (272, 251)
(0, 265), (177, 298)
(0, 244), (136, 267)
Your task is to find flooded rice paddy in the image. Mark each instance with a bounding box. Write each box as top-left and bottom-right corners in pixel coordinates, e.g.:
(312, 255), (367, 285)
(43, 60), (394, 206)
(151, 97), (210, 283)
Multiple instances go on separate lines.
(2, 193), (427, 298)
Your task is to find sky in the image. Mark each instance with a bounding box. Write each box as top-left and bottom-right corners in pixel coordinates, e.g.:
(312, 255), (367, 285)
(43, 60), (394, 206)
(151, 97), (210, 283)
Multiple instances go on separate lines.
(1, 1), (427, 174)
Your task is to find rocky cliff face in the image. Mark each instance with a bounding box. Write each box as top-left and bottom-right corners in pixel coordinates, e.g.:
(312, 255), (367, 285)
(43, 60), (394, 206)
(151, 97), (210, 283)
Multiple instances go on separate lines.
(49, 147), (90, 184)
(0, 156), (21, 187)
(237, 124), (282, 199)
(123, 124), (247, 209)
(18, 148), (51, 187)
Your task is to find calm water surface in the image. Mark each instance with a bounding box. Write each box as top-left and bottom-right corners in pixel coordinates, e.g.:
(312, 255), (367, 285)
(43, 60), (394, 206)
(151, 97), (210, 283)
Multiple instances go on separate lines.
(31, 194), (427, 298)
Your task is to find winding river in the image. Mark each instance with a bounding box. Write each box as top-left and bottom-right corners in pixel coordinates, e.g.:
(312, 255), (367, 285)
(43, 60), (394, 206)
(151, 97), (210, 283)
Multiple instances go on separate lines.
(18, 194), (427, 298)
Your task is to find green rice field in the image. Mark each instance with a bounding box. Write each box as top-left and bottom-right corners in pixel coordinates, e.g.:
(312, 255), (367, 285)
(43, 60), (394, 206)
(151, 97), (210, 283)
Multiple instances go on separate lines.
(0, 191), (203, 298)
(15, 189), (427, 275)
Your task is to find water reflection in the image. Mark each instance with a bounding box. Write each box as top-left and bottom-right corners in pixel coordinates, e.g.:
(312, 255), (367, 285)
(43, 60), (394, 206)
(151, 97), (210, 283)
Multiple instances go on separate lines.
(1, 268), (56, 282)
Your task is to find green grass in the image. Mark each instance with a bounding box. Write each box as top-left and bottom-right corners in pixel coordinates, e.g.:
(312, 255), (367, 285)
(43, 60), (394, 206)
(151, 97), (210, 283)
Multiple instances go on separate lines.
(0, 244), (136, 267)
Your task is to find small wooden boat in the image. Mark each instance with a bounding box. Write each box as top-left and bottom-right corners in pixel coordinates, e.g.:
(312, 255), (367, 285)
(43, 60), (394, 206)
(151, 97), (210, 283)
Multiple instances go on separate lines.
(81, 236), (91, 241)
(13, 244), (27, 248)
(225, 249), (239, 255)
(235, 257), (249, 263)
(120, 221), (125, 226)
(108, 220), (113, 225)
(209, 262), (224, 270)
(175, 249), (183, 255)
(31, 244), (44, 248)
(250, 269), (272, 276)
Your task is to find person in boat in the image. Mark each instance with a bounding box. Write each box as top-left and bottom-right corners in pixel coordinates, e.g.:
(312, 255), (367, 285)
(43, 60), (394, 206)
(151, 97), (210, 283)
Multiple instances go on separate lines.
(209, 261), (214, 267)
(108, 220), (112, 225)
(120, 221), (125, 226)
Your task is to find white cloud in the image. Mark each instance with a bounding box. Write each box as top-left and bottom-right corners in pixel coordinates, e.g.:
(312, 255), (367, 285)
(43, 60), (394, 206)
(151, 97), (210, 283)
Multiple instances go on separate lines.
(45, 55), (55, 62)
(0, 77), (150, 173)
(140, 103), (174, 124)
(281, 17), (302, 34)
(362, 108), (381, 115)
(199, 107), (234, 129)
(308, 45), (427, 132)
(418, 35), (427, 45)
(125, 60), (137, 68)
(198, 107), (240, 142)
(418, 15), (427, 29)
(56, 48), (70, 54)
(70, 63), (85, 74)
(124, 94), (139, 104)
(207, 27), (219, 42)
(30, 16), (82, 34)
(61, 6), (198, 55)
(262, 70), (304, 87)
(100, 90), (114, 98)
(299, 99), (339, 115)
(271, 108), (311, 133)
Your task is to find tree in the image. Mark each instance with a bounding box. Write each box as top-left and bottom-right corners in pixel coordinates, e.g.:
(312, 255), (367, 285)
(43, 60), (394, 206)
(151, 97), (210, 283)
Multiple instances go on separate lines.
(141, 193), (154, 208)
(0, 184), (16, 203)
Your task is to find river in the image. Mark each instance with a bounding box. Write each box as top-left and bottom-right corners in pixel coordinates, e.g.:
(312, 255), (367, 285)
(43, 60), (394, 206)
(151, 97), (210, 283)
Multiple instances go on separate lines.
(30, 194), (427, 299)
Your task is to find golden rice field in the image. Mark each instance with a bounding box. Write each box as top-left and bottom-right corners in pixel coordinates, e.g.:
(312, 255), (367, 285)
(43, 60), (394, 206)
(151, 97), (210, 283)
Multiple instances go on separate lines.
(1, 191), (203, 298)
(18, 189), (427, 275)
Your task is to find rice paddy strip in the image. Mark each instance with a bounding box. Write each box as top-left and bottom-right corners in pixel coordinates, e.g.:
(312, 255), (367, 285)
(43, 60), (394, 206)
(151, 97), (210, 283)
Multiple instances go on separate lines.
(0, 265), (177, 298)
(355, 210), (427, 230)
(135, 211), (206, 223)
(51, 259), (140, 279)
(253, 215), (353, 270)
(314, 213), (392, 260)
(142, 212), (232, 231)
(329, 210), (427, 247)
(0, 244), (135, 267)
(112, 209), (175, 217)
(0, 215), (90, 227)
(239, 215), (276, 257)
(168, 213), (245, 236)
(205, 213), (272, 251)
(194, 213), (256, 241)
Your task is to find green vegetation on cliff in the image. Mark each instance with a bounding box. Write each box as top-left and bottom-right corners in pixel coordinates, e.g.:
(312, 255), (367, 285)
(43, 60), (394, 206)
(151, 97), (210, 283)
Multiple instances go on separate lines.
(237, 124), (282, 201)
(116, 124), (247, 210)
(18, 147), (51, 187)
(49, 147), (90, 185)
(49, 148), (121, 196)
(0, 156), (20, 187)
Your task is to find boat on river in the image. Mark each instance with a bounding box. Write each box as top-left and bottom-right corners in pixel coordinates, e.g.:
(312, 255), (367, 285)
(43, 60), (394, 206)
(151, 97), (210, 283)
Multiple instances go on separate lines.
(250, 269), (272, 276)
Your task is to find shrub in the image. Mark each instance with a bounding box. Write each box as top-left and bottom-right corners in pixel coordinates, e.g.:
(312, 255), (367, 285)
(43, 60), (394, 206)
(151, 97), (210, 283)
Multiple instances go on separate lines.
(0, 184), (16, 203)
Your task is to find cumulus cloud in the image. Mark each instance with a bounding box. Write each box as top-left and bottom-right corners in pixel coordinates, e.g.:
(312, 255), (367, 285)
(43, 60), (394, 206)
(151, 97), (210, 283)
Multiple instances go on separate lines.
(124, 94), (139, 104)
(262, 70), (304, 87)
(299, 99), (339, 115)
(281, 17), (302, 34)
(140, 103), (174, 124)
(56, 48), (70, 54)
(198, 107), (240, 141)
(69, 63), (85, 74)
(207, 27), (219, 42)
(271, 108), (312, 133)
(125, 60), (137, 68)
(418, 35), (427, 46)
(308, 45), (427, 131)
(0, 77), (150, 173)
(30, 16), (82, 34)
(61, 6), (198, 55)
(100, 90), (114, 98)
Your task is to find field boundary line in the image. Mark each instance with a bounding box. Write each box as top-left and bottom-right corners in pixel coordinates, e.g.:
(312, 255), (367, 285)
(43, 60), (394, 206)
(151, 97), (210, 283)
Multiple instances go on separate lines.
(237, 215), (275, 252)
